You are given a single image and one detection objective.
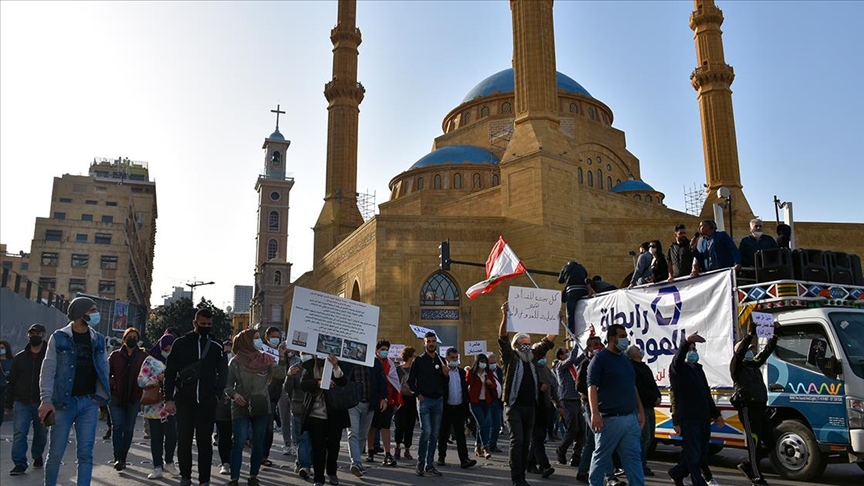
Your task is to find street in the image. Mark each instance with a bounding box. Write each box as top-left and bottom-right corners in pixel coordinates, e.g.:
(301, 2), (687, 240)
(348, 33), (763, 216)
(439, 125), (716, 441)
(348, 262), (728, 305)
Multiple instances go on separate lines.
(1, 418), (861, 485)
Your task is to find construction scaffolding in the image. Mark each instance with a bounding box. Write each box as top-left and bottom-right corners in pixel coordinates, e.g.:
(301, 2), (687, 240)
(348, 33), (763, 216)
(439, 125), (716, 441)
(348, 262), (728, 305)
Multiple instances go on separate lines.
(357, 190), (376, 222)
(684, 183), (707, 216)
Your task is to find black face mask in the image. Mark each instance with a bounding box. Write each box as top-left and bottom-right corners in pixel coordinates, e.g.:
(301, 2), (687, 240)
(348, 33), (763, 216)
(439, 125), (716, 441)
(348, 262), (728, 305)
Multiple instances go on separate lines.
(29, 336), (43, 347)
(197, 326), (211, 337)
(125, 338), (138, 348)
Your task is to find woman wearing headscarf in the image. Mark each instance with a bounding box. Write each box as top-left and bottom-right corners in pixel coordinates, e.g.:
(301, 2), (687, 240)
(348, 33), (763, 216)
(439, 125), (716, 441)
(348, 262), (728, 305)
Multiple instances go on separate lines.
(225, 329), (278, 486)
(137, 333), (179, 479)
(108, 327), (147, 472)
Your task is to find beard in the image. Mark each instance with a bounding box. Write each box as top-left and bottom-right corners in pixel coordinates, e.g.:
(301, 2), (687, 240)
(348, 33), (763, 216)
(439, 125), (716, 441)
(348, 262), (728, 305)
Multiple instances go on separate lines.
(516, 348), (532, 362)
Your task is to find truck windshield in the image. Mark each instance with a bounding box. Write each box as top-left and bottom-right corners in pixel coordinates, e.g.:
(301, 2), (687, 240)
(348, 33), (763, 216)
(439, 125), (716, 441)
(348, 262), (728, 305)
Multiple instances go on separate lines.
(830, 311), (864, 379)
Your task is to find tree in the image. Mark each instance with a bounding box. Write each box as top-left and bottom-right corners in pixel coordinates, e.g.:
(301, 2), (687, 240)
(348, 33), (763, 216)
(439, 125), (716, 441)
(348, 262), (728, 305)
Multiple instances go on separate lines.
(145, 297), (231, 346)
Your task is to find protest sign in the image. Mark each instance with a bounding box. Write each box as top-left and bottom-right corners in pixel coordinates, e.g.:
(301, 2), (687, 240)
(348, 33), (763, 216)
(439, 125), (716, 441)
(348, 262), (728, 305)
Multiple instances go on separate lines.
(287, 287), (380, 367)
(752, 311), (775, 338)
(410, 324), (437, 338)
(388, 344), (406, 359)
(464, 340), (487, 355)
(260, 345), (279, 362)
(506, 286), (562, 334)
(112, 301), (129, 332)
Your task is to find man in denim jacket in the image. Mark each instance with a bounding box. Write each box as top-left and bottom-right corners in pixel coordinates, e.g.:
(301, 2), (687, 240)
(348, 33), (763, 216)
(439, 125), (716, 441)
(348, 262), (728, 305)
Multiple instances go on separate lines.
(38, 296), (111, 486)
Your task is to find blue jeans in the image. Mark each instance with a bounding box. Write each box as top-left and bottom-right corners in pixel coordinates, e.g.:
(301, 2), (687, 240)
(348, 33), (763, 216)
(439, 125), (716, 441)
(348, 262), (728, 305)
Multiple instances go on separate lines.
(347, 401), (374, 466)
(469, 402), (492, 448)
(490, 400), (503, 447)
(231, 415), (268, 480)
(109, 400), (140, 462)
(668, 418), (711, 486)
(578, 406), (596, 475)
(292, 415), (311, 469)
(45, 396), (99, 486)
(589, 413), (645, 486)
(12, 401), (48, 469)
(640, 408), (656, 470)
(416, 396), (443, 468)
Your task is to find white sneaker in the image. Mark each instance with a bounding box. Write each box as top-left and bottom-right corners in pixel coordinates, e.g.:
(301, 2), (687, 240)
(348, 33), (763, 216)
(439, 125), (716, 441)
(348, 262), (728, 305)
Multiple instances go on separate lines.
(147, 467), (163, 479)
(220, 463), (230, 475)
(707, 480), (721, 486)
(163, 462), (179, 476)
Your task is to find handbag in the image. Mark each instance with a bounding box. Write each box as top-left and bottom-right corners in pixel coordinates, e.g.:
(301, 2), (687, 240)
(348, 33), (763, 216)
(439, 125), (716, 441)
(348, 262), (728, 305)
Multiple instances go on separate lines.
(177, 339), (211, 388)
(140, 384), (163, 405)
(329, 381), (361, 411)
(247, 394), (271, 417)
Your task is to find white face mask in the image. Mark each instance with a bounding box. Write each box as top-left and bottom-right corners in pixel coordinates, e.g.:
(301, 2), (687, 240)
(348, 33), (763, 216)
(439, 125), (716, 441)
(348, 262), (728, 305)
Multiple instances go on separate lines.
(649, 247), (657, 255)
(752, 230), (763, 238)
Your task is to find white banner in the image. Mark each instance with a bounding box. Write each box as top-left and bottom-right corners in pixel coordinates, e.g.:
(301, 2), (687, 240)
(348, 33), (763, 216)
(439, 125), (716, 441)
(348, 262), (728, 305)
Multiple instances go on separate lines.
(464, 340), (487, 355)
(287, 287), (380, 367)
(410, 324), (437, 339)
(506, 286), (562, 334)
(574, 269), (736, 387)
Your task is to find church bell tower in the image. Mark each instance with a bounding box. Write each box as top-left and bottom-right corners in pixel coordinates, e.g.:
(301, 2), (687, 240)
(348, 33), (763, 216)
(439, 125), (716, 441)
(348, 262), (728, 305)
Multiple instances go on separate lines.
(251, 105), (294, 329)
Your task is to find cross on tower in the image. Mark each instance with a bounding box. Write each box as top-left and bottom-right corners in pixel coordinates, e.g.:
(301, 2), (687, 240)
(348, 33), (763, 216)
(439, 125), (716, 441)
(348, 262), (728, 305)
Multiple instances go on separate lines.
(271, 104), (286, 131)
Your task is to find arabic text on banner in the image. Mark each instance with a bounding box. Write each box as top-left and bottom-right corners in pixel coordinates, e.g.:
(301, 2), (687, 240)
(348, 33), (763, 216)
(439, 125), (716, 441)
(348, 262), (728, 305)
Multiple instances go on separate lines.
(287, 287), (380, 367)
(506, 286), (562, 334)
(464, 340), (487, 355)
(574, 269), (736, 388)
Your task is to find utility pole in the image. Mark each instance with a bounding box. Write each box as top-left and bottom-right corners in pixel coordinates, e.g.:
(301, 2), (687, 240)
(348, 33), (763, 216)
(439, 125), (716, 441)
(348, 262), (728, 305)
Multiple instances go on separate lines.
(185, 280), (215, 306)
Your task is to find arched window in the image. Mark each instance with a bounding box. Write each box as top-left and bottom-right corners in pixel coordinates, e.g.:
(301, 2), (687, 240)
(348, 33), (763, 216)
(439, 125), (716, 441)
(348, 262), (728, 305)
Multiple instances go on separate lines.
(634, 195), (642, 201)
(480, 106), (490, 118)
(492, 174), (500, 186)
(569, 102), (579, 113)
(463, 111), (472, 125)
(578, 167), (583, 184)
(267, 239), (278, 260)
(598, 169), (603, 189)
(607, 176), (612, 190)
(588, 107), (596, 120)
(434, 174), (442, 189)
(472, 173), (482, 189)
(454, 173), (462, 189)
(501, 102), (512, 114)
(274, 271), (282, 285)
(646, 195), (653, 203)
(597, 156), (602, 164)
(417, 177), (424, 190)
(587, 158), (592, 165)
(271, 151), (281, 165)
(602, 113), (609, 125)
(351, 281), (360, 301)
(268, 210), (279, 231)
(420, 272), (460, 306)
(587, 171), (594, 187)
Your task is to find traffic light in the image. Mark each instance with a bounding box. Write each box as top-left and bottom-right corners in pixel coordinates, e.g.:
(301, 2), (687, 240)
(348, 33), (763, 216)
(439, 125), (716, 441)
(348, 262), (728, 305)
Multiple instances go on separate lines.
(439, 240), (451, 271)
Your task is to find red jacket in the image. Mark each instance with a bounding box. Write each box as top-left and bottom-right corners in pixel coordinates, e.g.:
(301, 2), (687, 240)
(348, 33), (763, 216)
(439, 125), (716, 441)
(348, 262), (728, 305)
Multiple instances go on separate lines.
(465, 368), (500, 405)
(108, 347), (147, 404)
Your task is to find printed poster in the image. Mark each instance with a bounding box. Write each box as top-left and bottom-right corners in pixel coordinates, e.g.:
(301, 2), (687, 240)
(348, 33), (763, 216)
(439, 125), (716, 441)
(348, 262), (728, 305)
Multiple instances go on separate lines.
(112, 301), (129, 332)
(287, 287), (380, 367)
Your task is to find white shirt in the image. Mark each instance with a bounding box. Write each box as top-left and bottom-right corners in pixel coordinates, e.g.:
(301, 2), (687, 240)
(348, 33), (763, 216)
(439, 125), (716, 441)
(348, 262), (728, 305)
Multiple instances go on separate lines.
(447, 367), (462, 405)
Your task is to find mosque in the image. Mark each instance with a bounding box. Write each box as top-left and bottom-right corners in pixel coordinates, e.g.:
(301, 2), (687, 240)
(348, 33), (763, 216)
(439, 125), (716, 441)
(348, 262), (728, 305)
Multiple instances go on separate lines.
(249, 0), (863, 348)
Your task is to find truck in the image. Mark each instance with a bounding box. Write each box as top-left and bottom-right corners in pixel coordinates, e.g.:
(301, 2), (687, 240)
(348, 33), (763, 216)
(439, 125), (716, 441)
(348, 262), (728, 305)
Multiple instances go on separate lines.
(575, 268), (864, 480)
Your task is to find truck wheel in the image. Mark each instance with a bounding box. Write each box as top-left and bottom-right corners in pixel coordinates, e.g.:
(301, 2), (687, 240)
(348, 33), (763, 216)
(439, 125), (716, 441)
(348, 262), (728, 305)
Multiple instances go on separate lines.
(769, 420), (826, 481)
(707, 444), (724, 455)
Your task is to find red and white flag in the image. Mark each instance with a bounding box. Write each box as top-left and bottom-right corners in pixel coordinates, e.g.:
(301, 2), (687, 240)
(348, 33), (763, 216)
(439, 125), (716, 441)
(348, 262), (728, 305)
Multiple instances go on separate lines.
(466, 236), (527, 299)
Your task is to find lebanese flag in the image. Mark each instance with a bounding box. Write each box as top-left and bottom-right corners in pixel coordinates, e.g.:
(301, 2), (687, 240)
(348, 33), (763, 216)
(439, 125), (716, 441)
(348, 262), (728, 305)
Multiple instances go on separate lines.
(466, 236), (527, 299)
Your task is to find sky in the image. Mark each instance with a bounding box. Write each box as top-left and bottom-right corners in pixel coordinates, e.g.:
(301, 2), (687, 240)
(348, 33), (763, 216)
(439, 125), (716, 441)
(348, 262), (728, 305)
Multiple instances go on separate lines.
(2, 1), (863, 311)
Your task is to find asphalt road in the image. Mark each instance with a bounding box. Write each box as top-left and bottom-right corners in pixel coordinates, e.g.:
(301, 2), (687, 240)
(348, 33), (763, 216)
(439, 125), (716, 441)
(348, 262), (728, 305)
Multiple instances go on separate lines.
(1, 418), (861, 485)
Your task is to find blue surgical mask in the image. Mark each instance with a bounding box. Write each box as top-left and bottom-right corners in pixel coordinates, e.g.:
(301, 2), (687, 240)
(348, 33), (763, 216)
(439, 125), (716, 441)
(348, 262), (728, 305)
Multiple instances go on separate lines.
(537, 358), (548, 366)
(378, 350), (389, 359)
(87, 311), (101, 327)
(744, 350), (755, 362)
(253, 338), (264, 350)
(225, 352), (233, 361)
(0, 348), (5, 356)
(686, 351), (699, 363)
(301, 355), (313, 362)
(448, 360), (459, 368)
(478, 362), (487, 370)
(161, 350), (170, 359)
(615, 337), (629, 352)
(489, 363), (498, 371)
(269, 337), (280, 347)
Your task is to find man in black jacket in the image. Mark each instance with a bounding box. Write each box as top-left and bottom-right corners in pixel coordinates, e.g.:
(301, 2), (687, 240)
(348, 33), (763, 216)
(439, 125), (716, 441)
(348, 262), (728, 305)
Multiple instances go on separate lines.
(558, 260), (592, 335)
(163, 309), (227, 486)
(668, 334), (724, 486)
(730, 319), (778, 485)
(667, 224), (694, 281)
(436, 348), (477, 469)
(626, 345), (661, 477)
(5, 324), (48, 475)
(407, 332), (450, 477)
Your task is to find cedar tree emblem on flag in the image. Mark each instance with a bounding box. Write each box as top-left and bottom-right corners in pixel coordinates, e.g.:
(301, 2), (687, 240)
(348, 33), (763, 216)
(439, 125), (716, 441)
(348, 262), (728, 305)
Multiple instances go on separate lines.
(465, 236), (527, 299)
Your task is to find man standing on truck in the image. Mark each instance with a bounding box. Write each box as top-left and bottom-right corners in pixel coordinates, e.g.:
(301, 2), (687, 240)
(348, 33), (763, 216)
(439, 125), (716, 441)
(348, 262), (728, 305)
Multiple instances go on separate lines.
(690, 219), (740, 276)
(668, 333), (725, 486)
(730, 319), (779, 485)
(667, 224), (694, 281)
(738, 219), (779, 268)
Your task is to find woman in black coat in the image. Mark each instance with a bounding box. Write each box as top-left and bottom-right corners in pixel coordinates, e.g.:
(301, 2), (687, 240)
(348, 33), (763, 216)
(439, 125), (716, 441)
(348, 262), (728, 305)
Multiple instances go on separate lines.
(300, 354), (349, 486)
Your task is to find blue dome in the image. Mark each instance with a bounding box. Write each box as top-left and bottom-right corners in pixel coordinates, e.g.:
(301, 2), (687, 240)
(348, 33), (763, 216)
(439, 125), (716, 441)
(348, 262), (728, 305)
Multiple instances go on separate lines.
(409, 145), (500, 170)
(611, 179), (656, 193)
(462, 68), (592, 103)
(268, 129), (285, 141)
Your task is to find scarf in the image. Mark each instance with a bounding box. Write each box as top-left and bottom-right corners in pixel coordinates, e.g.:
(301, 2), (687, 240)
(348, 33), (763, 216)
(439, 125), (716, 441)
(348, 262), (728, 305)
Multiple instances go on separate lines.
(149, 334), (175, 364)
(233, 329), (274, 374)
(509, 358), (538, 404)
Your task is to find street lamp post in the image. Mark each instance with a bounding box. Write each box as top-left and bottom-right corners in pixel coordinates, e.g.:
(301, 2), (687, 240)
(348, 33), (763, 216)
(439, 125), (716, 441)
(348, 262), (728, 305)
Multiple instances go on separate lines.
(186, 280), (215, 306)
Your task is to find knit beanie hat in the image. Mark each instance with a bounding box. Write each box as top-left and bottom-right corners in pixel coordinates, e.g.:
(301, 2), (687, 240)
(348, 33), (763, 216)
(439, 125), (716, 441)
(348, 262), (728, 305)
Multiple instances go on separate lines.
(67, 296), (96, 321)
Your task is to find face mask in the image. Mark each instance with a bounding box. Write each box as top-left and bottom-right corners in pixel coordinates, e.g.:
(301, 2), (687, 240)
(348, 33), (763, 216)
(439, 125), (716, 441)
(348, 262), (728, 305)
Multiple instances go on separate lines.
(519, 344), (531, 354)
(125, 338), (138, 348)
(686, 351), (699, 363)
(649, 247), (657, 255)
(378, 350), (389, 359)
(489, 363), (498, 371)
(537, 358), (547, 366)
(478, 362), (487, 370)
(196, 326), (211, 337)
(448, 360), (459, 368)
(302, 355), (313, 362)
(29, 336), (43, 347)
(744, 350), (755, 362)
(225, 352), (232, 361)
(87, 312), (101, 327)
(0, 348), (5, 356)
(253, 338), (264, 350)
(161, 350), (170, 359)
(615, 337), (629, 352)
(269, 337), (280, 347)
(752, 231), (763, 238)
